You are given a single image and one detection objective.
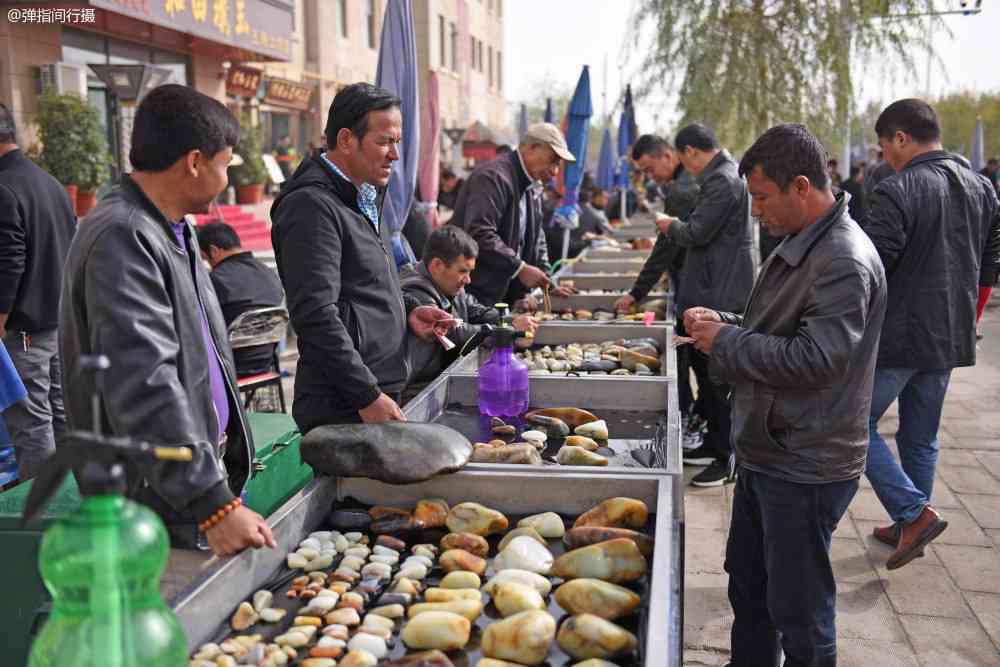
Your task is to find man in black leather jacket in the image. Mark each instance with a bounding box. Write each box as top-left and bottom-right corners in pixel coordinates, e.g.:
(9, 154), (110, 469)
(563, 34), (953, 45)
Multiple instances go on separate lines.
(687, 124), (887, 667)
(656, 124), (755, 486)
(401, 226), (536, 387)
(60, 85), (275, 557)
(861, 99), (1000, 570)
(615, 135), (702, 434)
(271, 84), (450, 431)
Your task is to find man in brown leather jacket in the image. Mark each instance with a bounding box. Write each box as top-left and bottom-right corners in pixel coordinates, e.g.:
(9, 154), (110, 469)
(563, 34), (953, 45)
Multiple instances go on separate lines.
(687, 124), (887, 667)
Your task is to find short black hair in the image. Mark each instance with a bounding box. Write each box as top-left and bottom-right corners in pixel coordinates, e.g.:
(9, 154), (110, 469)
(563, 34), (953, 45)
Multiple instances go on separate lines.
(738, 123), (831, 191)
(130, 84), (239, 172)
(874, 98), (940, 143)
(324, 83), (401, 145)
(496, 144), (512, 155)
(674, 123), (720, 152)
(424, 225), (479, 266)
(0, 103), (16, 144)
(441, 167), (456, 180)
(196, 222), (242, 254)
(632, 134), (671, 161)
(590, 187), (607, 200)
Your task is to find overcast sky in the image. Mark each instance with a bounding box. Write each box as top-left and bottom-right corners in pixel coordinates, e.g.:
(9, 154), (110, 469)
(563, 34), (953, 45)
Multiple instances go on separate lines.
(503, 0), (999, 134)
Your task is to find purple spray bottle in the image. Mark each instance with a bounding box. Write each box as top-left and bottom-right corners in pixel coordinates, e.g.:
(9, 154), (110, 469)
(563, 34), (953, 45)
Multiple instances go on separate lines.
(478, 303), (530, 418)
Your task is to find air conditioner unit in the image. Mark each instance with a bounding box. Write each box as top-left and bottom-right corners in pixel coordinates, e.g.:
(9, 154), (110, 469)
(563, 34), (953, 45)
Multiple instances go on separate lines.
(37, 62), (88, 97)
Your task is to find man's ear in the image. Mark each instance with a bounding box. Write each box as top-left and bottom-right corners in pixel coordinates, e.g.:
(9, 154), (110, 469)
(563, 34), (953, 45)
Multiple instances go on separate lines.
(336, 128), (356, 153)
(185, 149), (202, 177)
(794, 175), (812, 197)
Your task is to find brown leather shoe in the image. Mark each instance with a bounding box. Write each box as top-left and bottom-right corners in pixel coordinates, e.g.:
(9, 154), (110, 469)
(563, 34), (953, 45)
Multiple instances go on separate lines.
(886, 506), (948, 571)
(873, 523), (900, 547)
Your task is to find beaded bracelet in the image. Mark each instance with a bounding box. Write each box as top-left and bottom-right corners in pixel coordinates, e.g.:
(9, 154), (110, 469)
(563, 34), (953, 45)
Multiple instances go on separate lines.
(198, 497), (242, 533)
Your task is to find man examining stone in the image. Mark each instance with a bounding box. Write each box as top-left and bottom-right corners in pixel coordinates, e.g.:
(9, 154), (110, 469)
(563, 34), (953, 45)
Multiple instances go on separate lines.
(450, 122), (576, 306)
(655, 123), (755, 486)
(0, 102), (75, 481)
(60, 85), (274, 557)
(271, 83), (451, 432)
(687, 124), (887, 666)
(861, 99), (1000, 569)
(401, 226), (537, 386)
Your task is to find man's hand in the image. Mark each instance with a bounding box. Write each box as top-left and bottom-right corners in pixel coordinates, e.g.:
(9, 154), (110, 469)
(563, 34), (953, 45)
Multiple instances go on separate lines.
(655, 213), (678, 235)
(614, 294), (637, 313)
(513, 295), (538, 313)
(689, 320), (726, 355)
(359, 392), (406, 423)
(683, 306), (722, 333)
(551, 284), (577, 298)
(517, 264), (551, 289)
(205, 505), (276, 557)
(408, 305), (454, 342)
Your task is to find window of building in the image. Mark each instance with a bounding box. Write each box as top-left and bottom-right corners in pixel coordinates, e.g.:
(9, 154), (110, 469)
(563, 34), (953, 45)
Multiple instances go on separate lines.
(497, 0), (503, 16)
(497, 49), (503, 91)
(306, 0), (320, 61)
(366, 0), (377, 49)
(450, 22), (457, 71)
(470, 36), (476, 71)
(487, 45), (493, 87)
(337, 0), (348, 39)
(488, 0), (493, 12)
(438, 14), (446, 68)
(478, 40), (484, 73)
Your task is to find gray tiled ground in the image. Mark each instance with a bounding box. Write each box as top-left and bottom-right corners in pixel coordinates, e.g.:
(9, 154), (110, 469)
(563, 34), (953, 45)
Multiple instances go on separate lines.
(683, 316), (1000, 663)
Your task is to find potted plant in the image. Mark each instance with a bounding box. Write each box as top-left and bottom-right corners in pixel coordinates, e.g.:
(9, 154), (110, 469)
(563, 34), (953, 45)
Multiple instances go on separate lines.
(231, 112), (268, 204)
(33, 91), (111, 215)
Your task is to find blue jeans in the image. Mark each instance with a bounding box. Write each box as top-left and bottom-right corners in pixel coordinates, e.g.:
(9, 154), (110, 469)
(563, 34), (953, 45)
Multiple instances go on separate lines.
(865, 367), (951, 524)
(726, 468), (858, 667)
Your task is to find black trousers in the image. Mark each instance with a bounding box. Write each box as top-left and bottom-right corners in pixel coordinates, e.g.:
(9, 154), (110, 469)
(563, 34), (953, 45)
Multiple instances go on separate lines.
(726, 468), (858, 667)
(682, 336), (731, 462)
(674, 317), (700, 419)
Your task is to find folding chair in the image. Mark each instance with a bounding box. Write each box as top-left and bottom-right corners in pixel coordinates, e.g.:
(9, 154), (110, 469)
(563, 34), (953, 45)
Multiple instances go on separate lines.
(228, 306), (290, 413)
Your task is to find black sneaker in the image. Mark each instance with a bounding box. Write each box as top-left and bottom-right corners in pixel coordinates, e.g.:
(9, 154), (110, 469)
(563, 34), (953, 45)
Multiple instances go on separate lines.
(683, 444), (715, 466)
(691, 459), (736, 487)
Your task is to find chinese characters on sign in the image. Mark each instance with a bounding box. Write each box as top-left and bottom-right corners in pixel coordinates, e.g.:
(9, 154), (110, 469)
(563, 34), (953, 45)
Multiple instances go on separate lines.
(263, 79), (313, 111)
(226, 66), (262, 98)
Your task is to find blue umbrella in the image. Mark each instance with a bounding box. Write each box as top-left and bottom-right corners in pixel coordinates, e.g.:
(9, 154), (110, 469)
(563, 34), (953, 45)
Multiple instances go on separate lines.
(595, 127), (615, 191)
(616, 84), (635, 188)
(552, 66), (593, 259)
(971, 117), (985, 173)
(518, 103), (528, 140)
(544, 98), (554, 124)
(375, 0), (420, 269)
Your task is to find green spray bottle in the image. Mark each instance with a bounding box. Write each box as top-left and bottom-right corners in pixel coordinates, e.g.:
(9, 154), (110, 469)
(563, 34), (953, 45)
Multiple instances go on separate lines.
(22, 355), (190, 667)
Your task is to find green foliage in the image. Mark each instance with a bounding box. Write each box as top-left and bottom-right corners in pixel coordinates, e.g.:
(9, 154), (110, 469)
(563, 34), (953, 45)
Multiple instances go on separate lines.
(630, 0), (942, 155)
(231, 112), (269, 186)
(34, 91), (111, 190)
(932, 91), (1000, 158)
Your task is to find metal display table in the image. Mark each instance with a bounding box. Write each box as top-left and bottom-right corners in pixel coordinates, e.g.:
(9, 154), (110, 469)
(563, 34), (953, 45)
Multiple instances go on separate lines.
(169, 470), (684, 665)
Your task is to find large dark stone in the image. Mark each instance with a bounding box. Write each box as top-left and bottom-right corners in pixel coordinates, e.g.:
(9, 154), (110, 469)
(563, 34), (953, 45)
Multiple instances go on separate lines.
(301, 422), (473, 484)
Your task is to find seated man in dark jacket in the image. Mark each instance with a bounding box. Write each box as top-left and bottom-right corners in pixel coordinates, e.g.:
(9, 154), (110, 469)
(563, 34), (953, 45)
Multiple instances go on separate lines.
(687, 124), (887, 667)
(401, 226), (537, 387)
(60, 84), (274, 557)
(861, 99), (1000, 569)
(271, 83), (450, 431)
(197, 222), (285, 376)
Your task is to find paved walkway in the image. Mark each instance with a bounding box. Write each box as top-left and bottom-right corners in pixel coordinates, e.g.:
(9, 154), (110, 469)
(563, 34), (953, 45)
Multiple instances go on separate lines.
(683, 302), (1000, 666)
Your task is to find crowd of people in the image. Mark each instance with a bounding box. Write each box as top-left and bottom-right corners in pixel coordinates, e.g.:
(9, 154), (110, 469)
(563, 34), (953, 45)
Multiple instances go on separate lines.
(1, 80), (999, 667)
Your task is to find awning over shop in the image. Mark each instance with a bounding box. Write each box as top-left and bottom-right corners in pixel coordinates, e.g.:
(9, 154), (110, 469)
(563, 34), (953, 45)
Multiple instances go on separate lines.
(86, 0), (294, 62)
(461, 120), (514, 163)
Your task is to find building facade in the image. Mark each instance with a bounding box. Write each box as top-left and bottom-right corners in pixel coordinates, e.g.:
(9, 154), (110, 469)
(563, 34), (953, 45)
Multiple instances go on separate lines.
(0, 0), (508, 175)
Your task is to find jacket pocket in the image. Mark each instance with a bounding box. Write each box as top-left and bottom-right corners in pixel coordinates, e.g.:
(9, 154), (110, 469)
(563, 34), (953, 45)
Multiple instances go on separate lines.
(339, 301), (363, 351)
(732, 384), (783, 455)
(768, 388), (832, 448)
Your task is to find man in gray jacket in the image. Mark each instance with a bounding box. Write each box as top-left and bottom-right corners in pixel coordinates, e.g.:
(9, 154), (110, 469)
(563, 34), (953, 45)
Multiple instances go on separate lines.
(656, 123), (755, 486)
(687, 124), (887, 667)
